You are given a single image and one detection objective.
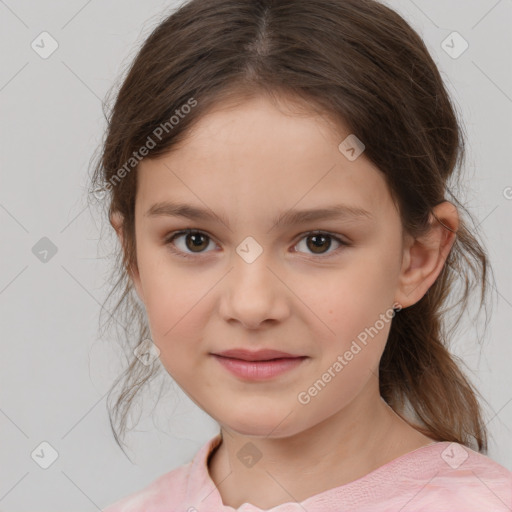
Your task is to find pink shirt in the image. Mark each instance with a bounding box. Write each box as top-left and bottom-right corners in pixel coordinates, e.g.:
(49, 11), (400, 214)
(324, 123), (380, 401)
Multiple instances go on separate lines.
(103, 434), (512, 511)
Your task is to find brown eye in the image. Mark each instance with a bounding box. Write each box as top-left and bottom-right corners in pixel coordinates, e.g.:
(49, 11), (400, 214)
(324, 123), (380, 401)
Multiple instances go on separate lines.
(307, 234), (332, 254)
(164, 229), (348, 260)
(165, 229), (215, 256)
(184, 231), (210, 252)
(294, 231), (346, 257)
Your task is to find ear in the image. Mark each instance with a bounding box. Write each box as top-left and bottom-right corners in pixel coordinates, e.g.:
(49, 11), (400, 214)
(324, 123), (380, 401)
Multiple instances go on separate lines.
(110, 210), (145, 303)
(394, 201), (459, 309)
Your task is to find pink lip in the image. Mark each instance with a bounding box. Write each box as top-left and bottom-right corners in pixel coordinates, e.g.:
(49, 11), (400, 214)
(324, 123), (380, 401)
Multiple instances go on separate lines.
(214, 348), (303, 361)
(211, 349), (308, 381)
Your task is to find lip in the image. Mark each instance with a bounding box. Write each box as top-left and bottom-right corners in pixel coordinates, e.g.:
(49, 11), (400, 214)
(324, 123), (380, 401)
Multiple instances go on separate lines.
(213, 348), (304, 361)
(211, 349), (308, 381)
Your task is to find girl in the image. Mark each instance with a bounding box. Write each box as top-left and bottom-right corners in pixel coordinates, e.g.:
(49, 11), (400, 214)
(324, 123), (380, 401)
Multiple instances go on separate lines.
(91, 0), (512, 510)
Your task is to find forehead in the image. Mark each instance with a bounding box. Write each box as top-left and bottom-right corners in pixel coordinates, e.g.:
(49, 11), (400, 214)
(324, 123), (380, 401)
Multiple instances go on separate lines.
(136, 95), (396, 224)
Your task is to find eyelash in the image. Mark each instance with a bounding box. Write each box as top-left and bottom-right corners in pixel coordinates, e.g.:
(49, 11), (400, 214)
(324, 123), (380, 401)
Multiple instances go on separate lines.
(163, 229), (350, 260)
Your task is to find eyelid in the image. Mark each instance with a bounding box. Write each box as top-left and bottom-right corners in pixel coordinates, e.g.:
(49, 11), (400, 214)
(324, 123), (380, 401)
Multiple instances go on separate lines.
(292, 229), (350, 245)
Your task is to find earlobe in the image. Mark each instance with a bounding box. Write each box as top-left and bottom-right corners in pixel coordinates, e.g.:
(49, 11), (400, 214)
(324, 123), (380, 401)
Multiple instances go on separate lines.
(130, 265), (145, 304)
(394, 201), (459, 308)
(110, 210), (124, 240)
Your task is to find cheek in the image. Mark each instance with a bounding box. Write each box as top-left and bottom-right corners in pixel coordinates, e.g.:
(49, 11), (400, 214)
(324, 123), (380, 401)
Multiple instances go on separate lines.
(137, 259), (206, 358)
(306, 256), (397, 371)
(309, 261), (392, 329)
(145, 287), (204, 350)
(144, 290), (206, 386)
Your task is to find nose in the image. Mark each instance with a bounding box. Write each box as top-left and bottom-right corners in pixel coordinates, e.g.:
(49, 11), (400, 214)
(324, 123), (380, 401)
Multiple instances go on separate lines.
(218, 248), (290, 330)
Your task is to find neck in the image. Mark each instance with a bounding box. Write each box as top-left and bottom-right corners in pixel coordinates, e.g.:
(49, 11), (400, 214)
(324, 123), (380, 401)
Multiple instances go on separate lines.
(208, 393), (430, 509)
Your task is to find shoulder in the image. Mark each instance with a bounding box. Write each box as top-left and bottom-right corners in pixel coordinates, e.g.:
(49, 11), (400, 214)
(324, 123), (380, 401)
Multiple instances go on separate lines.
(399, 442), (512, 510)
(102, 434), (222, 512)
(101, 461), (192, 512)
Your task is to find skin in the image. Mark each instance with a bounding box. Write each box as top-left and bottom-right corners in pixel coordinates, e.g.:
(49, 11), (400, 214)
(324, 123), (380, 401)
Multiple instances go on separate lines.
(111, 93), (459, 509)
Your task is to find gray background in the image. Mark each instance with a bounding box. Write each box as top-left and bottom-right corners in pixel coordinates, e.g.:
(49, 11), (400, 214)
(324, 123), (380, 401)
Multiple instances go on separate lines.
(1, 0), (511, 510)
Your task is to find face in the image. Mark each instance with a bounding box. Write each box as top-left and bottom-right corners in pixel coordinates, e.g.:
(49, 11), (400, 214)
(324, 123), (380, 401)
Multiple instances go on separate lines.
(128, 94), (409, 438)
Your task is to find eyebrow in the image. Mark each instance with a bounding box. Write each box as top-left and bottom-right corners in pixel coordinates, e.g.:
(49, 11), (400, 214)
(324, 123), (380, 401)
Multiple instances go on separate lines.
(145, 200), (373, 231)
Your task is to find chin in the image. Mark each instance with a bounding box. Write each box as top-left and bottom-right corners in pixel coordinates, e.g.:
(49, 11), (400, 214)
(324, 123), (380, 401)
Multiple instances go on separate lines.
(220, 411), (304, 439)
(228, 423), (272, 437)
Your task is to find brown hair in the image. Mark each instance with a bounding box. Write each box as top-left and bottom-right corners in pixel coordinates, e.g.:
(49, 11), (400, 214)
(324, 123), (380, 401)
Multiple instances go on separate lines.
(89, 0), (496, 454)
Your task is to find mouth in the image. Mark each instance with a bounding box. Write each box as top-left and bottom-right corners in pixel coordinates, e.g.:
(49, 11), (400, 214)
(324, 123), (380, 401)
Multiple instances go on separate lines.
(210, 349), (308, 380)
(212, 348), (306, 362)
